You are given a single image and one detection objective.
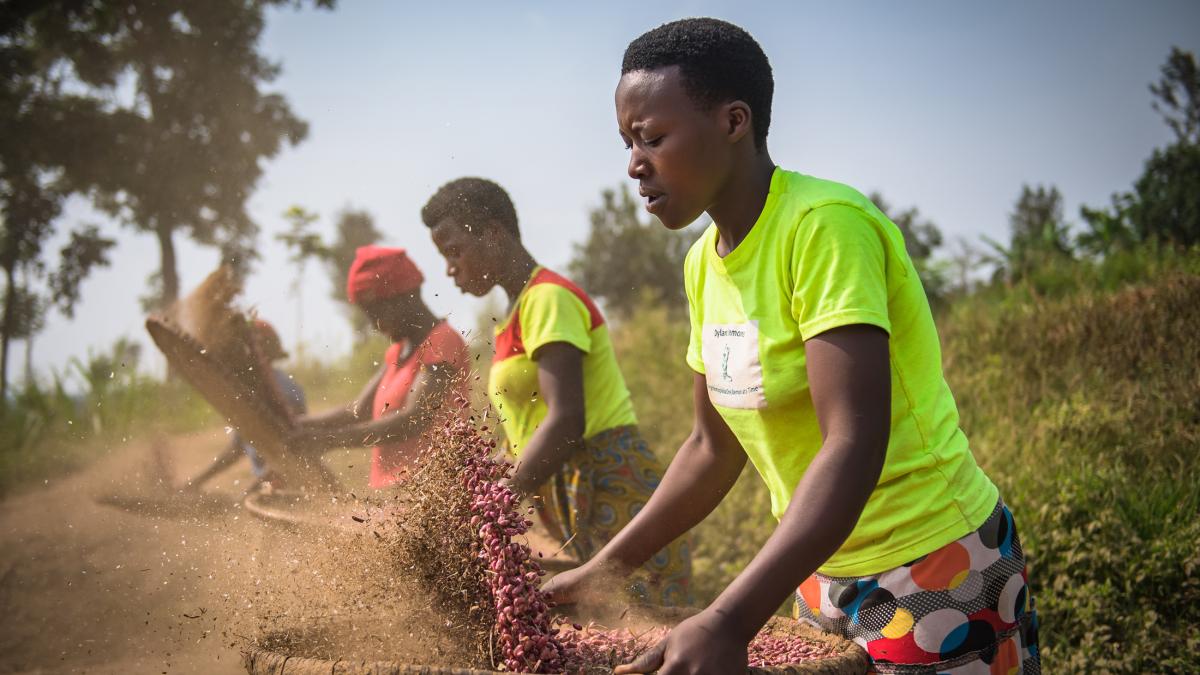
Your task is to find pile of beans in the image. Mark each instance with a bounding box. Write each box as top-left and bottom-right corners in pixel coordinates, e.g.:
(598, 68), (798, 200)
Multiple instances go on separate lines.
(551, 622), (835, 671)
(746, 631), (836, 667)
(557, 623), (668, 670)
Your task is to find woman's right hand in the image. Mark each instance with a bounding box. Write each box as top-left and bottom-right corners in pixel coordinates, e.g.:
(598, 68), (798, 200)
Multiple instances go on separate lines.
(541, 564), (589, 607)
(541, 556), (634, 607)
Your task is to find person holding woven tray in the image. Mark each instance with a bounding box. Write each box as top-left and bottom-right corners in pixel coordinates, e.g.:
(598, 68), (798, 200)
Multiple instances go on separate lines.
(421, 177), (693, 607)
(288, 246), (469, 489)
(183, 319), (307, 493)
(544, 18), (1040, 675)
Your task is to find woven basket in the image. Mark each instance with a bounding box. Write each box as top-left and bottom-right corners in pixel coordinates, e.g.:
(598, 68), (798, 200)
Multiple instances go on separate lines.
(146, 316), (337, 490)
(242, 611), (869, 675)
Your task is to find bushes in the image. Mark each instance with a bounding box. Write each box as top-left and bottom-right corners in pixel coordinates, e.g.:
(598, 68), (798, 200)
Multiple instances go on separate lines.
(942, 268), (1200, 673)
(612, 251), (1200, 673)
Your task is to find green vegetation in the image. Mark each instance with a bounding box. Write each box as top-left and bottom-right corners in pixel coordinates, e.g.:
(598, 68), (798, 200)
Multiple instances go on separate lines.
(0, 339), (219, 497)
(942, 253), (1200, 673)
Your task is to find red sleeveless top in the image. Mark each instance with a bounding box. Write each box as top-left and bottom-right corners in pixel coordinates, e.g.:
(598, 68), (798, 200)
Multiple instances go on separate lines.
(369, 320), (468, 488)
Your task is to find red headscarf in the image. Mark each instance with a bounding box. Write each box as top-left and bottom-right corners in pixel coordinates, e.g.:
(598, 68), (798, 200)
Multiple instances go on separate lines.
(346, 245), (424, 305)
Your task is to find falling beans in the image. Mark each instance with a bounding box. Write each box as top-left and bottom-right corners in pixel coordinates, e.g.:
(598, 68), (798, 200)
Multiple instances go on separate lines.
(394, 395), (833, 673)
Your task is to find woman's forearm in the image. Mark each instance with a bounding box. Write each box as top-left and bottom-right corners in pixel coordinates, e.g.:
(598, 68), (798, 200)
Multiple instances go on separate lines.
(316, 397), (436, 448)
(707, 435), (884, 641)
(509, 412), (583, 495)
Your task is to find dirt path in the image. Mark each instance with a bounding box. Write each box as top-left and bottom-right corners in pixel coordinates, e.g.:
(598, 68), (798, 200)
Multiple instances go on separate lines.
(0, 429), (303, 674)
(0, 430), (574, 674)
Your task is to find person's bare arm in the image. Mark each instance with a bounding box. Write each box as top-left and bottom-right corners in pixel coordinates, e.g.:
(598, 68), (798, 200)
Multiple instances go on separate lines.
(616, 324), (891, 675)
(507, 343), (587, 495)
(291, 365), (456, 451)
(541, 372), (747, 603)
(295, 366), (385, 430)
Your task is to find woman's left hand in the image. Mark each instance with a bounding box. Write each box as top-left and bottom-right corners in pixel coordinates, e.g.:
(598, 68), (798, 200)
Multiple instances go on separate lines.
(614, 609), (750, 675)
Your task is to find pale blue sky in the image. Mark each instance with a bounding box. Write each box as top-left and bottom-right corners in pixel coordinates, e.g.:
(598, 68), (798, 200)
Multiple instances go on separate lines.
(33, 0), (1200, 384)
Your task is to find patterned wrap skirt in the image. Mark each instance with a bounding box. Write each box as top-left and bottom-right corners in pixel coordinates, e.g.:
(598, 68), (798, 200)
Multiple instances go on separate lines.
(794, 501), (1040, 674)
(535, 425), (693, 606)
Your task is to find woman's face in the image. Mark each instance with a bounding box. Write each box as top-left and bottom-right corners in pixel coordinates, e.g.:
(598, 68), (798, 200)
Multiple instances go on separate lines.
(361, 292), (420, 340)
(615, 66), (735, 230)
(429, 219), (499, 297)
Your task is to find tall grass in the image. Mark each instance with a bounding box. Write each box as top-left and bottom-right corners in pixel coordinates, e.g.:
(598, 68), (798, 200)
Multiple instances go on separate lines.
(611, 248), (1200, 673)
(942, 262), (1200, 672)
(0, 343), (220, 496)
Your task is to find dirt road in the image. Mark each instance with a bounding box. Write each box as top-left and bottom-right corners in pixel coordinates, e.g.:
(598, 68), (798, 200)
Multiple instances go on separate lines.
(0, 429), (574, 674)
(0, 429), (366, 674)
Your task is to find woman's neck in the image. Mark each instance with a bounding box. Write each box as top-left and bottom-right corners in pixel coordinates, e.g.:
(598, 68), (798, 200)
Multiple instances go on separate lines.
(707, 152), (777, 257)
(495, 243), (539, 305)
(394, 305), (439, 345)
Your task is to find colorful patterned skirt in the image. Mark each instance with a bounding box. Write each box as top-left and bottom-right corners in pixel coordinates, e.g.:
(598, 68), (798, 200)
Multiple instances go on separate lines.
(535, 425), (693, 606)
(794, 501), (1040, 674)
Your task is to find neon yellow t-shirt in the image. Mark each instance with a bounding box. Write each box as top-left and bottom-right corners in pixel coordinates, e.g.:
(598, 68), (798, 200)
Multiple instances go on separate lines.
(489, 267), (638, 454)
(684, 168), (998, 576)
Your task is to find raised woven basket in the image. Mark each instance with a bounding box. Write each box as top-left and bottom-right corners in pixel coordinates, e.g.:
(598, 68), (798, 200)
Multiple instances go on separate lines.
(146, 316), (337, 489)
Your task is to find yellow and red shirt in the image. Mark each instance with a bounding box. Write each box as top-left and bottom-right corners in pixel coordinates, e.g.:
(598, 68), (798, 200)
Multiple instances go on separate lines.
(489, 267), (637, 455)
(370, 320), (469, 488)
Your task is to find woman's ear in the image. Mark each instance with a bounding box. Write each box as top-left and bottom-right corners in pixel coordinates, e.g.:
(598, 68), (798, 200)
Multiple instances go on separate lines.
(724, 100), (754, 144)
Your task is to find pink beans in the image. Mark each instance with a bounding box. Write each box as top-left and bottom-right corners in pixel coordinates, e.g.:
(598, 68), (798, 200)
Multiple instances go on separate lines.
(412, 398), (833, 673)
(456, 418), (567, 673)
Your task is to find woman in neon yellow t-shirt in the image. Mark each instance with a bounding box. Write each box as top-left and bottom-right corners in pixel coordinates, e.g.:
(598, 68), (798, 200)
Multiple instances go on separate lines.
(421, 176), (692, 606)
(546, 19), (1039, 675)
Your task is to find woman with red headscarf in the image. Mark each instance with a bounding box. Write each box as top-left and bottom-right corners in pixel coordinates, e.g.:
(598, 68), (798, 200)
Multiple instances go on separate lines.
(289, 246), (469, 488)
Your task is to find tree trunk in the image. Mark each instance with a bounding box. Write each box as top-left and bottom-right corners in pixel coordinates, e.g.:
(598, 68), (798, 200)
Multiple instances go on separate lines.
(155, 222), (180, 381)
(156, 221), (180, 310)
(24, 335), (34, 387)
(1, 263), (15, 406)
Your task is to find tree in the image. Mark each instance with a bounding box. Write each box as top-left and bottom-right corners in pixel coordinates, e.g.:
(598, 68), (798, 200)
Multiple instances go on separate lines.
(0, 218), (115, 403)
(275, 206), (383, 347)
(0, 112), (113, 401)
(945, 236), (983, 297)
(1124, 143), (1200, 246)
(1150, 46), (1200, 146)
(322, 208), (382, 339)
(4, 0), (333, 312)
(1080, 48), (1200, 253)
(985, 184), (1072, 284)
(568, 185), (698, 319)
(868, 192), (947, 302)
(276, 206), (324, 354)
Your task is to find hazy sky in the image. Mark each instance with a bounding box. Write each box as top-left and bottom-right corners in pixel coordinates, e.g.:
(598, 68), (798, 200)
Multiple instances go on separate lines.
(31, 0), (1200, 385)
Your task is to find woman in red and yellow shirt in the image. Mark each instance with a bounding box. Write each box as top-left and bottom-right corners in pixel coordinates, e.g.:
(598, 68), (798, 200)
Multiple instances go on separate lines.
(423, 177), (692, 606)
(291, 246), (468, 488)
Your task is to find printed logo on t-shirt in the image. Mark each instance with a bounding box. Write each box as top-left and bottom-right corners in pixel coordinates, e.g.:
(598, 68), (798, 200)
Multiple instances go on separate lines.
(702, 321), (766, 409)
